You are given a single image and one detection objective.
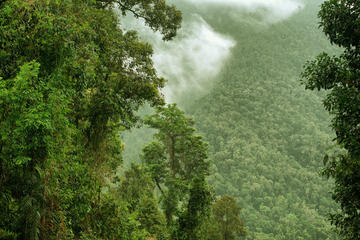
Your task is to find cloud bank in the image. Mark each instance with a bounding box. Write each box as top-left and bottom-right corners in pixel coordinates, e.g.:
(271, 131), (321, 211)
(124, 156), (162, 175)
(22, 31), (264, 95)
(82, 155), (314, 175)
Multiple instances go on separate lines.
(119, 0), (304, 103)
(121, 15), (236, 102)
(152, 16), (236, 101)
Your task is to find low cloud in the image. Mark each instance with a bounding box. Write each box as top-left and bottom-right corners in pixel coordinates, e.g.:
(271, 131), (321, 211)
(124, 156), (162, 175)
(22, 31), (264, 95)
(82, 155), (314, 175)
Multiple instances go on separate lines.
(153, 16), (236, 101)
(121, 14), (236, 102)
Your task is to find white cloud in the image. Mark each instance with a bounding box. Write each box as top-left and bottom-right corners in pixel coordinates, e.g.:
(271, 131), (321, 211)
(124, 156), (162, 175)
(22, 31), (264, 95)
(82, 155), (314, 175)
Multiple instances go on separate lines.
(152, 16), (236, 101)
(120, 14), (236, 102)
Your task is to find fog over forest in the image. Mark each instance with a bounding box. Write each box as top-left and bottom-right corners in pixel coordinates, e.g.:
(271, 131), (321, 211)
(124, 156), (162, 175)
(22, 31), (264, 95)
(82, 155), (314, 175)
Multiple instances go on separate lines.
(122, 0), (305, 101)
(122, 0), (340, 239)
(2, 0), (358, 239)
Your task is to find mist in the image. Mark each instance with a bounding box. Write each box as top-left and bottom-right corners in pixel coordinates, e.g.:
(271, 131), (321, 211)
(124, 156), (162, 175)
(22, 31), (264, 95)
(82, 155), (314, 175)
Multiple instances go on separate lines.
(153, 16), (235, 102)
(119, 0), (305, 103)
(181, 0), (304, 22)
(121, 14), (235, 102)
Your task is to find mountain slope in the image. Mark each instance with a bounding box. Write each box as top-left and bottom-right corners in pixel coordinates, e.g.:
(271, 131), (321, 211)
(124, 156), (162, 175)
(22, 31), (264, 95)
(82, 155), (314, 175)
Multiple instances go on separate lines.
(185, 1), (339, 239)
(122, 1), (340, 239)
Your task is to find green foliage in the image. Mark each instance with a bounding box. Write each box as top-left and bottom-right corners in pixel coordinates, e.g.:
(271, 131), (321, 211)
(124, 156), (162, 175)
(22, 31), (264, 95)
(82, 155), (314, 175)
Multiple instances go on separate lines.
(117, 0), (182, 41)
(176, 177), (212, 240)
(301, 0), (360, 239)
(123, 0), (342, 238)
(0, 61), (50, 166)
(142, 104), (213, 239)
(120, 164), (168, 239)
(0, 0), (181, 239)
(144, 104), (209, 180)
(0, 229), (17, 240)
(179, 0), (340, 239)
(207, 195), (246, 240)
(1, 0), (349, 239)
(0, 59), (71, 240)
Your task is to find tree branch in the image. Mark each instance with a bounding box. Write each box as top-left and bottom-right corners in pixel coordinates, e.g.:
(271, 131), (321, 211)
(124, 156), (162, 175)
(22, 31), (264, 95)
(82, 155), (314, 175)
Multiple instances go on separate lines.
(155, 178), (165, 195)
(116, 1), (153, 24)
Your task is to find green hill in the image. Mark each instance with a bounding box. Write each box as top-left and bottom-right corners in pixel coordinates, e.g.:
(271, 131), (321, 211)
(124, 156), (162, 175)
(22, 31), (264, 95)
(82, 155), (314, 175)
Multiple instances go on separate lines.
(122, 0), (340, 239)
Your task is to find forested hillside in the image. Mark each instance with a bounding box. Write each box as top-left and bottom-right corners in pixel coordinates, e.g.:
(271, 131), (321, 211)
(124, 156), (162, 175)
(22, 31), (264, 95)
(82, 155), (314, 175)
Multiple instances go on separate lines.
(188, 1), (339, 239)
(123, 0), (341, 239)
(1, 0), (353, 239)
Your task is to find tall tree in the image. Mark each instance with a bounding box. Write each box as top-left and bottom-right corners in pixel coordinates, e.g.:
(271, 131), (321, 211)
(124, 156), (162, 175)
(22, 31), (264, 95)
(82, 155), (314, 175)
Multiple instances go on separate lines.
(301, 0), (360, 239)
(142, 104), (211, 239)
(211, 195), (246, 240)
(117, 164), (168, 239)
(177, 176), (212, 240)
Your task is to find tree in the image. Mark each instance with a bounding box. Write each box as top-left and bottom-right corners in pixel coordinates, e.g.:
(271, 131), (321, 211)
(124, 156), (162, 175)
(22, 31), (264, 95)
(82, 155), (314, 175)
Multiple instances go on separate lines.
(177, 177), (212, 240)
(117, 164), (168, 239)
(210, 195), (246, 240)
(0, 61), (72, 239)
(0, 0), (181, 238)
(301, 0), (360, 239)
(142, 104), (211, 239)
